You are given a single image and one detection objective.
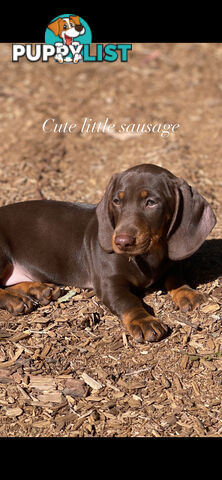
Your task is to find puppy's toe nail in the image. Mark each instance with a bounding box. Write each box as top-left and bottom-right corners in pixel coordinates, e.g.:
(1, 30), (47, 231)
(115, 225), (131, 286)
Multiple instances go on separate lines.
(132, 325), (144, 343)
(43, 287), (52, 298)
(135, 333), (144, 343)
(147, 330), (157, 342)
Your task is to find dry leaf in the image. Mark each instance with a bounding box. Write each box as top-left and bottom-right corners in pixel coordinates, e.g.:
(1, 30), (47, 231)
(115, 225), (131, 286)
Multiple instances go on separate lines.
(58, 289), (77, 303)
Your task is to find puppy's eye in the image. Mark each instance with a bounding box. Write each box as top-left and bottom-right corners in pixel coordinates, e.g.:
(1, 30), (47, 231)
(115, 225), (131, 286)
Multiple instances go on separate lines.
(63, 25), (68, 29)
(112, 198), (121, 206)
(70, 22), (74, 27)
(146, 199), (157, 207)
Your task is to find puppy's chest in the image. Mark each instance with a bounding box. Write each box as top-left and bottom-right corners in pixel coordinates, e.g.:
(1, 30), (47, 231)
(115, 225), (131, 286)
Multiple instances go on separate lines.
(128, 252), (169, 288)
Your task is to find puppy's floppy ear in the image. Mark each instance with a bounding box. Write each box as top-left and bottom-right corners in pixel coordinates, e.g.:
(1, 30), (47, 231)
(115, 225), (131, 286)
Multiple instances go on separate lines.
(96, 174), (118, 252)
(48, 18), (62, 36)
(167, 179), (216, 261)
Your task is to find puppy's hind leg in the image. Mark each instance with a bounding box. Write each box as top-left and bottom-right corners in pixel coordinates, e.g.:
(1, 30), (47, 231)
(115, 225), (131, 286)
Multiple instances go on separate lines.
(7, 282), (63, 309)
(0, 250), (63, 314)
(0, 253), (34, 314)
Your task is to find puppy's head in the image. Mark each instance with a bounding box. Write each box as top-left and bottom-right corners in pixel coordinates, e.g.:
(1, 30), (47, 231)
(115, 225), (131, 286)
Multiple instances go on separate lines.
(48, 16), (85, 42)
(96, 164), (216, 260)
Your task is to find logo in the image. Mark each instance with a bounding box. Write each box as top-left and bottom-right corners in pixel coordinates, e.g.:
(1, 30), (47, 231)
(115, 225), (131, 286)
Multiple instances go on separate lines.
(12, 14), (132, 63)
(45, 14), (92, 63)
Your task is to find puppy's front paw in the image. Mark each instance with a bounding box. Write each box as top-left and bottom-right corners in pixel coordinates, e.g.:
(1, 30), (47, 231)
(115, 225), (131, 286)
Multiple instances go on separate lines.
(130, 317), (168, 343)
(122, 307), (168, 343)
(173, 286), (205, 313)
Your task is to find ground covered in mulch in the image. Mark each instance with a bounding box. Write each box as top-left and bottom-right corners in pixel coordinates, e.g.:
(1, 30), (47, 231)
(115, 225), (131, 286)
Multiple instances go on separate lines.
(0, 43), (221, 437)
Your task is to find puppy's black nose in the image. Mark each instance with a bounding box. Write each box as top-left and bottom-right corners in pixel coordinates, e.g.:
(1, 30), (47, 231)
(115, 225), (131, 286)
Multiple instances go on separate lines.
(75, 24), (84, 32)
(115, 234), (136, 249)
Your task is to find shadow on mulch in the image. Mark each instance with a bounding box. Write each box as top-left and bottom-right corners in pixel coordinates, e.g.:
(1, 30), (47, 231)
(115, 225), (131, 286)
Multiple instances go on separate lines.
(142, 238), (222, 297)
(182, 239), (222, 288)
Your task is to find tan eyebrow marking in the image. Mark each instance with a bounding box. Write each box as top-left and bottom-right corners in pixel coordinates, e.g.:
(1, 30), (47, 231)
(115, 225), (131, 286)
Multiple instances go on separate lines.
(140, 190), (148, 199)
(119, 191), (125, 199)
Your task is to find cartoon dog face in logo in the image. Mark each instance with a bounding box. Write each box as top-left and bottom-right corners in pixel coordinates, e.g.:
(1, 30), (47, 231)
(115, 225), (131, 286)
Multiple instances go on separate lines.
(48, 15), (85, 63)
(48, 16), (85, 44)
